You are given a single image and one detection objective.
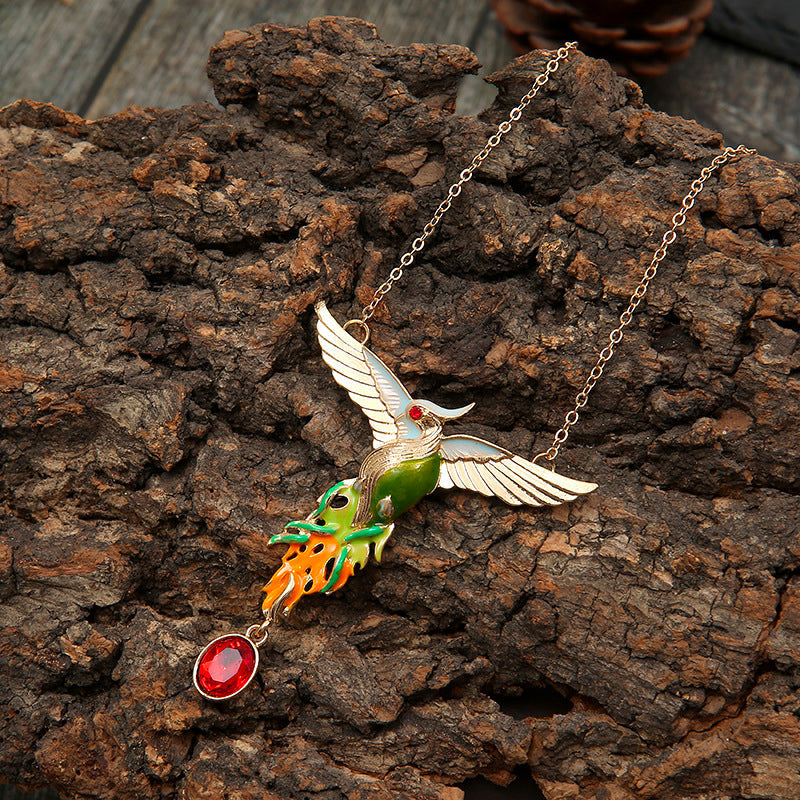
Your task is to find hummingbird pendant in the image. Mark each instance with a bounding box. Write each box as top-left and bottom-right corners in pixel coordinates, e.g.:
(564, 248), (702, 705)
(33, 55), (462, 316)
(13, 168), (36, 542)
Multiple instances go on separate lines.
(193, 302), (597, 700)
(263, 301), (598, 611)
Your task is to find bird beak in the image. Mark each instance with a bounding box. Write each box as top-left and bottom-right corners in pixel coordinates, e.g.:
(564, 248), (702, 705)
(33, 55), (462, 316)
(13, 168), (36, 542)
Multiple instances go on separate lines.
(425, 401), (474, 419)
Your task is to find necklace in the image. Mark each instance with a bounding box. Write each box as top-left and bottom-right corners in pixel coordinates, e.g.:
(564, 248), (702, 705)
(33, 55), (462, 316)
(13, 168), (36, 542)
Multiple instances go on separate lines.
(192, 43), (756, 701)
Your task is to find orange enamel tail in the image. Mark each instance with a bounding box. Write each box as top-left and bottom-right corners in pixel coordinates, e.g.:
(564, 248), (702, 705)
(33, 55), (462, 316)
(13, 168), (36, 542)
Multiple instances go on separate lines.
(262, 531), (355, 616)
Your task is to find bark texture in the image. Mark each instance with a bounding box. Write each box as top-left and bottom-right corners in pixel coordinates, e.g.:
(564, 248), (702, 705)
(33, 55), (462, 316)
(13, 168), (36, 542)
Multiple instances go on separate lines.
(1, 16), (800, 800)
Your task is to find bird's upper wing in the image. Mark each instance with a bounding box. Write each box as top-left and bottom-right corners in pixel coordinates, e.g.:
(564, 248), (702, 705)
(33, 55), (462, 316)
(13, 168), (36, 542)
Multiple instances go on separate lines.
(438, 434), (597, 506)
(316, 302), (413, 448)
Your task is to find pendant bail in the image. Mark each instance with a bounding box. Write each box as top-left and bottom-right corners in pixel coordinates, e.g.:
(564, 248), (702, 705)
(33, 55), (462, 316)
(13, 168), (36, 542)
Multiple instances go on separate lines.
(245, 620), (271, 647)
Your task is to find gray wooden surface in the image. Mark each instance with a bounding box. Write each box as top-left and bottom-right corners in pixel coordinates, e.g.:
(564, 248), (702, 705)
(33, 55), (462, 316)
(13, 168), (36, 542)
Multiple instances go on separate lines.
(0, 0), (147, 115)
(639, 33), (800, 162)
(0, 0), (797, 160)
(85, 0), (500, 118)
(0, 3), (797, 800)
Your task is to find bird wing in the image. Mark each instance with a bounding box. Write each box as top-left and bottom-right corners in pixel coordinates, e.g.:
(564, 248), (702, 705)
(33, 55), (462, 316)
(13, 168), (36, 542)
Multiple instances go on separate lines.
(316, 302), (413, 448)
(438, 434), (597, 507)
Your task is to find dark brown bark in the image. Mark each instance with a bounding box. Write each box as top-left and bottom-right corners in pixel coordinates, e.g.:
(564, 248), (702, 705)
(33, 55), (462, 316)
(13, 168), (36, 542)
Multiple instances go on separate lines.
(1, 16), (799, 800)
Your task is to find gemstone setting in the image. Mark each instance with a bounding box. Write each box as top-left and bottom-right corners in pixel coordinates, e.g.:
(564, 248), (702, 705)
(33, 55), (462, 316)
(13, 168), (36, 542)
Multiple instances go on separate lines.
(193, 633), (259, 700)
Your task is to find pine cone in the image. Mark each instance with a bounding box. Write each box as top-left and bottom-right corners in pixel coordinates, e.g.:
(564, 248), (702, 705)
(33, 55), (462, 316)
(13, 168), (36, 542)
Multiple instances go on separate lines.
(490, 0), (714, 77)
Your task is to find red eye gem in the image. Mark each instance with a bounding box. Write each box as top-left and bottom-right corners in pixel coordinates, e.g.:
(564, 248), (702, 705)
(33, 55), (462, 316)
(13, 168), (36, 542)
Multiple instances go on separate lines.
(408, 405), (423, 420)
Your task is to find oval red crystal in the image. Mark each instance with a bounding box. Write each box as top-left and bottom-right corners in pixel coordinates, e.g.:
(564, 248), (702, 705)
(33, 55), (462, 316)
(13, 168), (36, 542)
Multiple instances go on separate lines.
(193, 634), (258, 700)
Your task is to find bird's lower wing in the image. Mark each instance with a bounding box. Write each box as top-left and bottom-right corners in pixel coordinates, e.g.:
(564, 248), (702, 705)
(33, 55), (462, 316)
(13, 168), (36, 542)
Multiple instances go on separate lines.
(438, 435), (597, 507)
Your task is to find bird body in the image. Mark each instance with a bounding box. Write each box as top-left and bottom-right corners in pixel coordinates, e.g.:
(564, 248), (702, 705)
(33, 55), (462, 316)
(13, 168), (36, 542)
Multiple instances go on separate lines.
(262, 302), (597, 615)
(355, 422), (442, 525)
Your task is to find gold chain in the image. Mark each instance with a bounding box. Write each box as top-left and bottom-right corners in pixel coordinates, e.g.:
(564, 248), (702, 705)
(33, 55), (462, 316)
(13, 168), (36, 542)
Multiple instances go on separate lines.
(535, 144), (757, 464)
(355, 42), (756, 465)
(359, 42), (578, 324)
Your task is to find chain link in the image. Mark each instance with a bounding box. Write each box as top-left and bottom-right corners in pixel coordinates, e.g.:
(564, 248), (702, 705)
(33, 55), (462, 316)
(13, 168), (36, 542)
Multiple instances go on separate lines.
(359, 42), (578, 324)
(534, 144), (757, 465)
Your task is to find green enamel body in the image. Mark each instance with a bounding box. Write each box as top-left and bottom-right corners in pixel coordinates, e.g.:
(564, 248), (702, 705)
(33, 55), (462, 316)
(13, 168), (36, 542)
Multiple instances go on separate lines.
(369, 452), (441, 522)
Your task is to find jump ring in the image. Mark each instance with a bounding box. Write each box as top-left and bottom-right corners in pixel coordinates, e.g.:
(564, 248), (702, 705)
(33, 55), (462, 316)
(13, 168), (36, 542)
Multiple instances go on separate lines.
(532, 452), (557, 470)
(246, 623), (270, 647)
(344, 319), (370, 345)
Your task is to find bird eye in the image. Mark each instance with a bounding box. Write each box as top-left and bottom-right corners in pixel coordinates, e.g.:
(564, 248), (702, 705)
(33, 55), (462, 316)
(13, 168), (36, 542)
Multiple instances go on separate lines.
(329, 494), (349, 509)
(408, 405), (424, 421)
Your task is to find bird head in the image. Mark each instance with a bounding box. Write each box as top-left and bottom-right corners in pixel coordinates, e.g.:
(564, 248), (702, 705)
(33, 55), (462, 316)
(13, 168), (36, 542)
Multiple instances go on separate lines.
(403, 400), (474, 431)
(290, 478), (360, 535)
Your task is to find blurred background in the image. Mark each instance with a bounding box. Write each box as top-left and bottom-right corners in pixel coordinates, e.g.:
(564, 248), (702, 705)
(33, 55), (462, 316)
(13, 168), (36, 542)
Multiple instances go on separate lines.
(0, 0), (797, 161)
(0, 1), (797, 800)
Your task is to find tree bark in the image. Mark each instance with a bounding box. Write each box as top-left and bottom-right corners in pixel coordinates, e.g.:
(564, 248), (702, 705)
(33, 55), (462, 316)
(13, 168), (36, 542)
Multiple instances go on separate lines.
(1, 16), (799, 800)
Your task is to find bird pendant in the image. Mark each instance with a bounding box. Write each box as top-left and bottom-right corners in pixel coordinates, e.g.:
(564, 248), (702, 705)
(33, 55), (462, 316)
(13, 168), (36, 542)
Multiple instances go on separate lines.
(262, 302), (597, 616)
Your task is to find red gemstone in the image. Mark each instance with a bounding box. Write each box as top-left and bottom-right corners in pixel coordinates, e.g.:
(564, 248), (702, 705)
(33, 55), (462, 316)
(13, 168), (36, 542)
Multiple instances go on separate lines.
(409, 405), (423, 420)
(193, 634), (258, 700)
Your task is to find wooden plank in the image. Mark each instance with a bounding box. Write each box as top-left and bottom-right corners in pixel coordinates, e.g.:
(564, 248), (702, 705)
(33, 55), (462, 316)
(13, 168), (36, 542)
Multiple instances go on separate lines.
(359, 0), (488, 47)
(456, 7), (516, 116)
(85, 0), (494, 119)
(0, 0), (149, 115)
(708, 0), (800, 67)
(638, 34), (800, 163)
